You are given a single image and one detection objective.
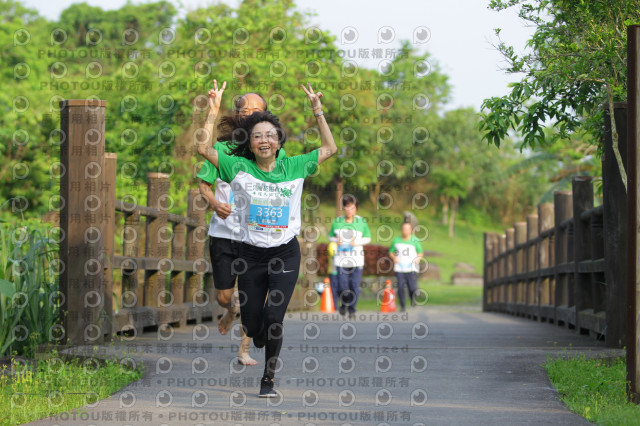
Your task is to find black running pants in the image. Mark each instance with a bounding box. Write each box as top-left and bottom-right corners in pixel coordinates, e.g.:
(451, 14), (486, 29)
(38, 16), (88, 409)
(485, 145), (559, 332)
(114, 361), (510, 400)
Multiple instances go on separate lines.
(237, 237), (301, 379)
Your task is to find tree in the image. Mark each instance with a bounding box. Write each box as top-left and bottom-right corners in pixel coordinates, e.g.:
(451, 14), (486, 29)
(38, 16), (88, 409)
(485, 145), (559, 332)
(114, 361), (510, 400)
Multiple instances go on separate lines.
(479, 0), (640, 190)
(429, 109), (480, 237)
(366, 41), (449, 210)
(1, 0), (553, 232)
(0, 0), (52, 214)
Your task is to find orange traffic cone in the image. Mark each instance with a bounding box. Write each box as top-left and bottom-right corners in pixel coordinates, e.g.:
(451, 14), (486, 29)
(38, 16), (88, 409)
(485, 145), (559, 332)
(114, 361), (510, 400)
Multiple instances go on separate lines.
(320, 277), (335, 313)
(380, 279), (396, 313)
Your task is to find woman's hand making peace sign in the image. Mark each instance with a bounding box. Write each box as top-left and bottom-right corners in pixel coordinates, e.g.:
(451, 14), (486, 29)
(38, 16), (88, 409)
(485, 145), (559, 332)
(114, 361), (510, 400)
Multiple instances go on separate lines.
(301, 83), (324, 114)
(301, 83), (336, 165)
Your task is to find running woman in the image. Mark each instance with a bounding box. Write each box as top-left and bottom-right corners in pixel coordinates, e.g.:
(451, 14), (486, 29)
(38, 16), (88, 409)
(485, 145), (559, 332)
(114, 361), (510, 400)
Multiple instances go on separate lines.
(197, 83), (337, 397)
(197, 82), (285, 365)
(389, 221), (424, 311)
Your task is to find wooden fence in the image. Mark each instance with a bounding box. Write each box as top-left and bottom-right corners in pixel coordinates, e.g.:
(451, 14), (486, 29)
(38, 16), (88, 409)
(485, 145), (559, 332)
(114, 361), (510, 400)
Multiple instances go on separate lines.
(483, 103), (629, 348)
(58, 99), (310, 345)
(484, 178), (606, 334)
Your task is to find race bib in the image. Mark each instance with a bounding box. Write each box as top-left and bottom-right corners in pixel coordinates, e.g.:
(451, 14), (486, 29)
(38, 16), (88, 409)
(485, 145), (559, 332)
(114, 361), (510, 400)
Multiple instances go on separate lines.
(248, 197), (289, 232)
(338, 243), (353, 252)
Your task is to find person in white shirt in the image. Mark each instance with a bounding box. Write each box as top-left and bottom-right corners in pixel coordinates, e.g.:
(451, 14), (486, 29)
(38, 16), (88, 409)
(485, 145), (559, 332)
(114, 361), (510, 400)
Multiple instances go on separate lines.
(389, 222), (424, 311)
(329, 195), (371, 319)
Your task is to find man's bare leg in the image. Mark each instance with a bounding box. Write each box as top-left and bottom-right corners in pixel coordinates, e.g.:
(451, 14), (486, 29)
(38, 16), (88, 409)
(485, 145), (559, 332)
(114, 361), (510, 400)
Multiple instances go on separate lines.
(217, 288), (237, 335)
(237, 330), (258, 365)
(231, 289), (257, 365)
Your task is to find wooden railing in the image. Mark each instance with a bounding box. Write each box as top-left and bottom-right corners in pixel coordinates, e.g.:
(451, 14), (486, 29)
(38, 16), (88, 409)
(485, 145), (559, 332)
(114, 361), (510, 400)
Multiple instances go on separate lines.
(484, 102), (630, 349)
(58, 99), (310, 345)
(484, 177), (607, 336)
(108, 171), (219, 335)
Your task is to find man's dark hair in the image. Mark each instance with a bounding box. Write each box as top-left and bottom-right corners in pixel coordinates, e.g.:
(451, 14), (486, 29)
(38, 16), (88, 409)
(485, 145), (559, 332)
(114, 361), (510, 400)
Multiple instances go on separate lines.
(342, 194), (359, 209)
(233, 93), (267, 113)
(218, 111), (286, 161)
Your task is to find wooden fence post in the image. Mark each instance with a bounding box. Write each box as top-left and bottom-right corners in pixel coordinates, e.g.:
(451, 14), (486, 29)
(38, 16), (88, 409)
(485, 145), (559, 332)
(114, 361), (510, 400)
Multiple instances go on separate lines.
(603, 102), (628, 348)
(526, 215), (538, 319)
(554, 191), (573, 327)
(492, 234), (500, 308)
(514, 222), (527, 316)
(498, 234), (506, 310)
(185, 188), (208, 322)
(627, 24), (640, 403)
(492, 233), (500, 307)
(506, 228), (515, 313)
(59, 99), (106, 345)
(538, 203), (554, 322)
(591, 209), (605, 314)
(485, 234), (495, 309)
(144, 173), (170, 314)
(122, 209), (140, 313)
(171, 219), (187, 327)
(102, 152), (117, 341)
(572, 176), (594, 334)
(483, 233), (491, 312)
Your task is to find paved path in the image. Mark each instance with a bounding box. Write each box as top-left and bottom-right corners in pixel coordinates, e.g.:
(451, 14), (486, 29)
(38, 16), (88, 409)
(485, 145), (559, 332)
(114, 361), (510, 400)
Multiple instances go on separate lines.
(28, 306), (615, 426)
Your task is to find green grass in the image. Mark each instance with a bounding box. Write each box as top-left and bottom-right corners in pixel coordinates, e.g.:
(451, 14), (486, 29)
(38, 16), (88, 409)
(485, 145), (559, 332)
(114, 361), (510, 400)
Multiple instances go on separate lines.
(418, 282), (482, 305)
(544, 354), (640, 425)
(355, 281), (482, 311)
(0, 352), (143, 426)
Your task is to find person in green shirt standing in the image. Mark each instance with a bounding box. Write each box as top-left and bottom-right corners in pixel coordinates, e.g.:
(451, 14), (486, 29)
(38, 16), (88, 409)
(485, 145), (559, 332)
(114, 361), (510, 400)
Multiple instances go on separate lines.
(389, 221), (424, 311)
(329, 195), (371, 319)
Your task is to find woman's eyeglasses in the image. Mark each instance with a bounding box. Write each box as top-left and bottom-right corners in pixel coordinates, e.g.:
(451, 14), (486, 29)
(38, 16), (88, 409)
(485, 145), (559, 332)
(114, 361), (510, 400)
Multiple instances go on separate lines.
(251, 130), (279, 141)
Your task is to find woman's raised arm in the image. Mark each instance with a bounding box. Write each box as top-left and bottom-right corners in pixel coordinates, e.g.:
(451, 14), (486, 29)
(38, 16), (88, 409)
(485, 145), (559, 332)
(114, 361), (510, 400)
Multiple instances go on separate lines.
(301, 83), (337, 165)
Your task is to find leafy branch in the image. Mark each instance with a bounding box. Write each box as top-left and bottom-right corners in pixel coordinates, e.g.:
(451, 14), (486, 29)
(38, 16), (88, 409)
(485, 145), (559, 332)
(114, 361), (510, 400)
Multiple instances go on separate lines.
(480, 0), (639, 188)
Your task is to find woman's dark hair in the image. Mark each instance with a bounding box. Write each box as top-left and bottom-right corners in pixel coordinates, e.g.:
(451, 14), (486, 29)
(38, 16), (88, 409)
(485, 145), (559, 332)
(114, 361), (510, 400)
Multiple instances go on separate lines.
(218, 111), (286, 161)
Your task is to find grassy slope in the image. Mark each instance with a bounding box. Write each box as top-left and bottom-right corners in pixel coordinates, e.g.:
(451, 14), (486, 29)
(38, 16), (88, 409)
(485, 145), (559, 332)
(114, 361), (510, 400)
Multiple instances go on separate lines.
(307, 199), (499, 310)
(1, 356), (143, 426)
(545, 355), (640, 425)
(308, 199), (502, 284)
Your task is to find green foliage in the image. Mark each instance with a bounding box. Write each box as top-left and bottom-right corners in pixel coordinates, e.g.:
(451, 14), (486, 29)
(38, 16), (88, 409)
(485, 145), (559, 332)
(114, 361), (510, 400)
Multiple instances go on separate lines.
(429, 108), (560, 226)
(1, 0), (452, 220)
(545, 354), (640, 425)
(430, 109), (478, 198)
(0, 352), (143, 426)
(480, 0), (640, 150)
(340, 41), (449, 206)
(1, 0), (581, 252)
(0, 221), (60, 357)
